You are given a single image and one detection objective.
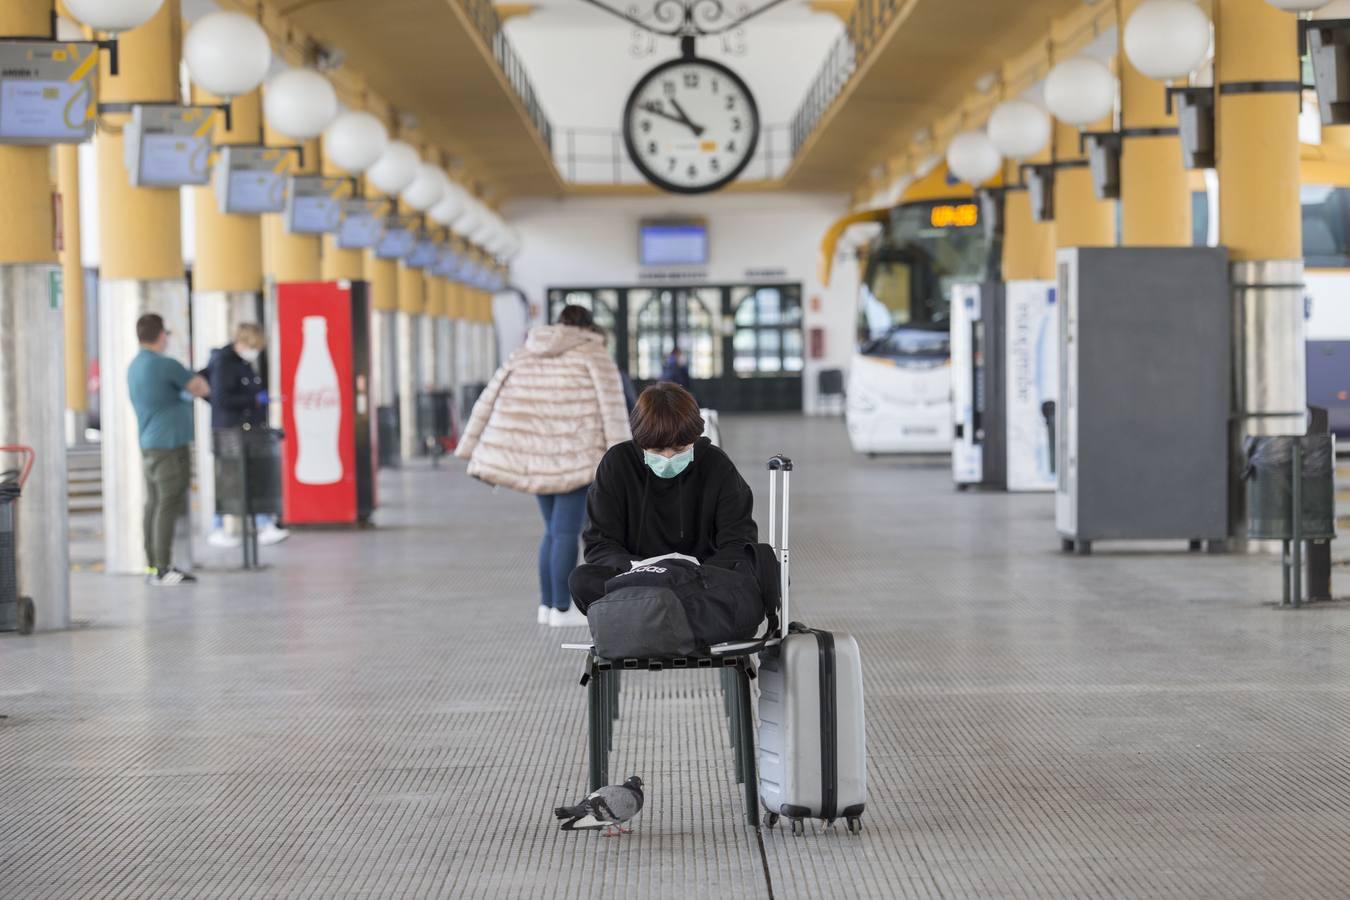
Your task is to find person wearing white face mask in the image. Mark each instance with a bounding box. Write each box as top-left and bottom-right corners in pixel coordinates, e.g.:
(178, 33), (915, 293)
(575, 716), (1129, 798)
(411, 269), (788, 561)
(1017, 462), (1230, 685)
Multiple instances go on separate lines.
(205, 323), (289, 548)
(568, 382), (758, 615)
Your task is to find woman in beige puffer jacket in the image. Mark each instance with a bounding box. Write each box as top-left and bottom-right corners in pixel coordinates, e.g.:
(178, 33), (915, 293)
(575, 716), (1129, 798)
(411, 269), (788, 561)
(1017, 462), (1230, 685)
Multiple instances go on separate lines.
(456, 305), (631, 626)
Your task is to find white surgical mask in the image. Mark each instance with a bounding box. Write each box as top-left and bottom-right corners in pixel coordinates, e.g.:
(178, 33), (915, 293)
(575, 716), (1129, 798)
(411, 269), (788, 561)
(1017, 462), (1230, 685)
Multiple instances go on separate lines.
(238, 347), (260, 364)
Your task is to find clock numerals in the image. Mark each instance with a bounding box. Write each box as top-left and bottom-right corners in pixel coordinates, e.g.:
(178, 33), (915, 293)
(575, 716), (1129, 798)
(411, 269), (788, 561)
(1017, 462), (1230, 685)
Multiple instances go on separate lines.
(683, 72), (699, 88)
(727, 140), (737, 154)
(668, 157), (677, 173)
(687, 163), (698, 180)
(712, 78), (720, 94)
(647, 140), (657, 155)
(640, 119), (652, 134)
(663, 80), (676, 97)
(726, 95), (736, 110)
(710, 158), (721, 173)
(732, 117), (742, 133)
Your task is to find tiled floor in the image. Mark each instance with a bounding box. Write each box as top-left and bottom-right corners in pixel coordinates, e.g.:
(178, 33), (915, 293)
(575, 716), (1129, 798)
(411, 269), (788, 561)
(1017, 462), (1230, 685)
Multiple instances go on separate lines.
(3, 415), (1349, 898)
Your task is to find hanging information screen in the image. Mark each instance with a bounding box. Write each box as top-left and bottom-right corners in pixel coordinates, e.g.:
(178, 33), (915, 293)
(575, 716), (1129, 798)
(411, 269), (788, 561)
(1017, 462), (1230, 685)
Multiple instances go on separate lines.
(214, 145), (290, 214)
(286, 175), (348, 235)
(433, 245), (460, 279)
(0, 41), (99, 144)
(337, 198), (384, 250)
(405, 234), (438, 270)
(125, 105), (214, 187)
(374, 216), (416, 260)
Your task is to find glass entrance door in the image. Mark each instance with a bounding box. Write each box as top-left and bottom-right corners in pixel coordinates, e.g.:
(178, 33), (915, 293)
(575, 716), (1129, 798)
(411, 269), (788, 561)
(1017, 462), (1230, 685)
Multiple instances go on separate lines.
(547, 282), (803, 413)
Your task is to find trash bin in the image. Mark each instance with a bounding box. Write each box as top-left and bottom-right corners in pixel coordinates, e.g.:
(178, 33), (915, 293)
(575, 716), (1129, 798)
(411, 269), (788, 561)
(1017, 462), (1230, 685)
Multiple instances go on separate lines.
(1244, 434), (1336, 541)
(416, 390), (455, 457)
(214, 426), (283, 519)
(0, 446), (35, 634)
(377, 405), (400, 469)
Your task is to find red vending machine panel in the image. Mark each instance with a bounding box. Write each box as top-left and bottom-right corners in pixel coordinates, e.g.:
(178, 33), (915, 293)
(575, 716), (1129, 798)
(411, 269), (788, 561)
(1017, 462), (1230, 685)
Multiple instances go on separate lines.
(277, 281), (375, 525)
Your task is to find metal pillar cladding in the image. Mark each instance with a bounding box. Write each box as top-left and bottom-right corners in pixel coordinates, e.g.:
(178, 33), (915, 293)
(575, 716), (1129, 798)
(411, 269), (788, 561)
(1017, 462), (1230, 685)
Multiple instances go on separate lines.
(190, 291), (259, 536)
(417, 314), (436, 392)
(396, 311), (420, 460)
(370, 309), (396, 407)
(101, 281), (191, 573)
(0, 265), (69, 630)
(1215, 0), (1304, 539)
(57, 145), (89, 446)
(434, 317), (454, 389)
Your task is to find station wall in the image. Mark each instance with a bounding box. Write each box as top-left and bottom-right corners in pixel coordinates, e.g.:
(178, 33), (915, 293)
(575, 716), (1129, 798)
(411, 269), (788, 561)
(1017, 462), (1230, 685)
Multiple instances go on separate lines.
(502, 190), (855, 414)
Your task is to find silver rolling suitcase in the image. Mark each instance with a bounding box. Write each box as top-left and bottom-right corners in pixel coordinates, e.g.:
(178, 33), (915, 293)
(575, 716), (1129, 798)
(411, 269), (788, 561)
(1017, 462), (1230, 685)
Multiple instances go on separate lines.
(757, 456), (868, 834)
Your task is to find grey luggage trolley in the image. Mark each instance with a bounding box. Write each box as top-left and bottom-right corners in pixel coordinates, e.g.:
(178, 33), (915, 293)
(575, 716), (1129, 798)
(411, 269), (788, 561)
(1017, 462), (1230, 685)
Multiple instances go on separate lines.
(564, 455), (793, 829)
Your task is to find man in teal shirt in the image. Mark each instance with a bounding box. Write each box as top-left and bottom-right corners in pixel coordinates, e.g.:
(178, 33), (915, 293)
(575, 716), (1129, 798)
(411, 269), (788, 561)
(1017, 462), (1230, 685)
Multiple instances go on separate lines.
(128, 314), (210, 586)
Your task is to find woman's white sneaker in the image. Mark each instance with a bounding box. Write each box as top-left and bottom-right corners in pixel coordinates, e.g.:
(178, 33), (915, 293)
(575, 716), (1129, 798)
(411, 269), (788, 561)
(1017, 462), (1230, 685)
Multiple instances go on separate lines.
(537, 605), (551, 625)
(548, 606), (588, 628)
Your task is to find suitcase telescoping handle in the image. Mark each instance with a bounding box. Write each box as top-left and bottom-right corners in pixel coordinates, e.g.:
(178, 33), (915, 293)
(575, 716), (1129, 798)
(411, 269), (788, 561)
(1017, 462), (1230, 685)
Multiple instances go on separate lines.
(767, 455), (792, 638)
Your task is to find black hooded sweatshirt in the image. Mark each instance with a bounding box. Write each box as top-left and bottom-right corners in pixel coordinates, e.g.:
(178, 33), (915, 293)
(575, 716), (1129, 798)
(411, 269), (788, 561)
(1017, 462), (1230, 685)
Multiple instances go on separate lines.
(582, 437), (757, 571)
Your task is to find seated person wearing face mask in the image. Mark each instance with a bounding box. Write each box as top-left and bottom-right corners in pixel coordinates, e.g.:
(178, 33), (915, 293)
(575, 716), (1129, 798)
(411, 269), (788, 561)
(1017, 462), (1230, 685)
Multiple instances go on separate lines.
(569, 382), (758, 614)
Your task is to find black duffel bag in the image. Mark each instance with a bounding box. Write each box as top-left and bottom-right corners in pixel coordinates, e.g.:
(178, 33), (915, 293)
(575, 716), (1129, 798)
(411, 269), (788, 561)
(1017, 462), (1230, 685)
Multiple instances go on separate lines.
(588, 559), (765, 659)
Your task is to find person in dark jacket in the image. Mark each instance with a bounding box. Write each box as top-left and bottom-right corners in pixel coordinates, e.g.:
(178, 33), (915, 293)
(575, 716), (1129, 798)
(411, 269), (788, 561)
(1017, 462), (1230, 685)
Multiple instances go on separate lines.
(206, 323), (287, 548)
(659, 349), (692, 391)
(569, 382), (757, 613)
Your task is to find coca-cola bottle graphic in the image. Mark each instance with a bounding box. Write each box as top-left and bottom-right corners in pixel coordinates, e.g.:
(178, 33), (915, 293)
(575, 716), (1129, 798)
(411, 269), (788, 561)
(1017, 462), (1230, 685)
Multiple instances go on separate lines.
(294, 316), (343, 485)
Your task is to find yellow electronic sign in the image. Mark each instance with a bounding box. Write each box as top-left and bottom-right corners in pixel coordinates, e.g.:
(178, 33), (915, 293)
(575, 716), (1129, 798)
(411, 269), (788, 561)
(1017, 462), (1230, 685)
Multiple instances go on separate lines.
(930, 203), (979, 228)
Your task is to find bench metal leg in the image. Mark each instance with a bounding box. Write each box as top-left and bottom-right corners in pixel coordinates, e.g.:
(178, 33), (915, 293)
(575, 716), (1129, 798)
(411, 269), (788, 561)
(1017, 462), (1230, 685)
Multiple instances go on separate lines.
(728, 669), (745, 784)
(736, 664), (760, 827)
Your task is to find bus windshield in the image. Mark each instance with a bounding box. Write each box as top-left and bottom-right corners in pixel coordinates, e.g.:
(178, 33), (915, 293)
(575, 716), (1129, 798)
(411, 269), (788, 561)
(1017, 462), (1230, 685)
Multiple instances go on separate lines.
(858, 199), (993, 355)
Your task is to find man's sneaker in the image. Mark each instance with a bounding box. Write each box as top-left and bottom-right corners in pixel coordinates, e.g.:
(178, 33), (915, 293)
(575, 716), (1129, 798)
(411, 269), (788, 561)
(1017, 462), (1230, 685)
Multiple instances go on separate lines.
(537, 605), (551, 625)
(257, 525), (290, 546)
(549, 606), (588, 628)
(208, 530), (241, 548)
(151, 568), (197, 587)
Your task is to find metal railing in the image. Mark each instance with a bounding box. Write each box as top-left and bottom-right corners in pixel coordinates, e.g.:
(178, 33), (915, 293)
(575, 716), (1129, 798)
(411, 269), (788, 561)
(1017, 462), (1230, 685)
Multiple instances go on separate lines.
(789, 0), (898, 157)
(457, 0), (554, 152)
(553, 123), (792, 186)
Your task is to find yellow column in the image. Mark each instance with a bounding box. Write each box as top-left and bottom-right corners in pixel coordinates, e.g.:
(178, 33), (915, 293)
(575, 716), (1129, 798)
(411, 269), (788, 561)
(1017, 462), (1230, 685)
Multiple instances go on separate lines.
(320, 148), (363, 281)
(1054, 118), (1116, 249)
(366, 252), (397, 312)
(1215, 0), (1301, 262)
(1001, 159), (1056, 281)
(191, 89), (263, 292)
(57, 145), (86, 419)
(98, 1), (181, 280)
(94, 0), (189, 574)
(262, 124), (320, 282)
(398, 260), (426, 315)
(1119, 0), (1192, 246)
(0, 2), (58, 266)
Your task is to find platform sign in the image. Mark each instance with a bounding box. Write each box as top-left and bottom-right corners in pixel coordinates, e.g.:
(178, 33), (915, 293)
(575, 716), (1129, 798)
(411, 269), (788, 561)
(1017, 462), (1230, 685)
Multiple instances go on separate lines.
(404, 233), (438, 270)
(125, 105), (213, 187)
(374, 216), (416, 260)
(337, 199), (384, 250)
(1005, 280), (1058, 493)
(432, 244), (460, 279)
(0, 42), (98, 144)
(286, 175), (348, 234)
(214, 145), (289, 215)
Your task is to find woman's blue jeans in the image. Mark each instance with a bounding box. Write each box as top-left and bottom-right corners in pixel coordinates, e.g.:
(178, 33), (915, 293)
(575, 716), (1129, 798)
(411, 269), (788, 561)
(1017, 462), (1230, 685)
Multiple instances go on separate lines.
(537, 486), (589, 611)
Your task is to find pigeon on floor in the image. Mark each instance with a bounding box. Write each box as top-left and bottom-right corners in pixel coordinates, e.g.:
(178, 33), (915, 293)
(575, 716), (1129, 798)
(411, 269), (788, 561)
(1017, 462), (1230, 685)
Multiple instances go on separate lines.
(554, 776), (644, 837)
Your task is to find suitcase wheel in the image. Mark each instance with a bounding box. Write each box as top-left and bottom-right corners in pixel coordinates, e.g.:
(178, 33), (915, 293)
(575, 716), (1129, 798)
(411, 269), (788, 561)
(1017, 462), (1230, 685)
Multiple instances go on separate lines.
(847, 816), (863, 836)
(791, 818), (805, 837)
(765, 812), (779, 830)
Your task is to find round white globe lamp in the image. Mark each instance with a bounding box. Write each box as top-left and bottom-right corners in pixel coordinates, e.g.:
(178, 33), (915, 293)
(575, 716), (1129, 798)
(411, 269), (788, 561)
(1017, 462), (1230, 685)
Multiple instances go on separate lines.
(322, 111), (388, 174)
(454, 205), (482, 239)
(429, 181), (469, 226)
(946, 130), (1003, 185)
(401, 163), (447, 211)
(65, 0), (164, 32)
(1044, 57), (1117, 126)
(1267, 0), (1330, 10)
(263, 68), (337, 140)
(184, 11), (271, 98)
(1314, 0), (1350, 15)
(987, 99), (1051, 160)
(366, 141), (419, 195)
(1123, 0), (1212, 81)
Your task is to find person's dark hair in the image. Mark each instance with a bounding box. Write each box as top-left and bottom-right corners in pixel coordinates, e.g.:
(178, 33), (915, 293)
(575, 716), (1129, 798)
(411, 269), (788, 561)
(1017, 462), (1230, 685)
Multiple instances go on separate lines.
(557, 304), (594, 329)
(136, 313), (166, 345)
(631, 383), (703, 450)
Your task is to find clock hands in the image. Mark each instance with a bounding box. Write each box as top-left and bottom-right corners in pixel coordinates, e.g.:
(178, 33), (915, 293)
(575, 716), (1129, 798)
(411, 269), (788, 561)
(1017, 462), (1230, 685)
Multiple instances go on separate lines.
(669, 98), (706, 137)
(639, 101), (705, 138)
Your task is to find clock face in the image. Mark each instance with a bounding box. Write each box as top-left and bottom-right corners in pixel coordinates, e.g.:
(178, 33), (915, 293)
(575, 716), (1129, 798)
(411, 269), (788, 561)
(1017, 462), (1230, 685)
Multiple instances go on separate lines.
(623, 55), (761, 194)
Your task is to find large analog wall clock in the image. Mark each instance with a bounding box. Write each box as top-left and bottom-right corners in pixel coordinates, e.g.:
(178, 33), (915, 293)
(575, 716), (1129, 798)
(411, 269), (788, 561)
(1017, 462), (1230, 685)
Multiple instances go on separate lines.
(622, 42), (761, 194)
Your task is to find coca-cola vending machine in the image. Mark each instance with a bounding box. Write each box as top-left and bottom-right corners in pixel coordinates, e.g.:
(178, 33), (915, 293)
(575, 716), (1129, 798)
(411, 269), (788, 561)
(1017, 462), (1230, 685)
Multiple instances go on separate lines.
(276, 281), (375, 524)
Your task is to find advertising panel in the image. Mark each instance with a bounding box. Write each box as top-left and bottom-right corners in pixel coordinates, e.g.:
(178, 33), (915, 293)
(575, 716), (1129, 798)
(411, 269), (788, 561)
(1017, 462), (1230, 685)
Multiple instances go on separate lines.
(1005, 280), (1058, 492)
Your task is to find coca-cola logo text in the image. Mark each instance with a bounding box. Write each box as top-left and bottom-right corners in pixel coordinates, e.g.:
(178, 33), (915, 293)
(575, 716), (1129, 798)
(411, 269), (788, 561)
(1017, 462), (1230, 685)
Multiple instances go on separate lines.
(294, 388), (341, 410)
